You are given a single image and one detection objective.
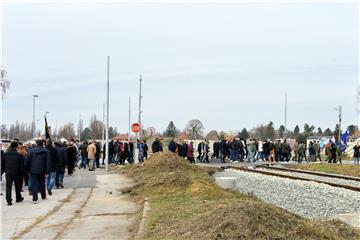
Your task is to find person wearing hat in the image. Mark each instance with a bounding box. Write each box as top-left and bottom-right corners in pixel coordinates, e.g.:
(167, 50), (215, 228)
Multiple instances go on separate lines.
(3, 141), (25, 205)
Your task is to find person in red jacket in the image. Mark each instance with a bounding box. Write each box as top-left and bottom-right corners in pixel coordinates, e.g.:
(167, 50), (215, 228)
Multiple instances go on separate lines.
(187, 142), (195, 164)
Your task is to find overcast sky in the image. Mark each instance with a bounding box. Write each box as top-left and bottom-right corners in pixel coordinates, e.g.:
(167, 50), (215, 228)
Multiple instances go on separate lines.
(1, 2), (359, 134)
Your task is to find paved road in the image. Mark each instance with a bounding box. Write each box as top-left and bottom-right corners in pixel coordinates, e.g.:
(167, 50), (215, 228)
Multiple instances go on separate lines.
(1, 166), (140, 240)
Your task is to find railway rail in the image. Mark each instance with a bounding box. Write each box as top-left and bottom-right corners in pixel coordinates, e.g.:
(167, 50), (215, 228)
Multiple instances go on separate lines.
(221, 166), (360, 192)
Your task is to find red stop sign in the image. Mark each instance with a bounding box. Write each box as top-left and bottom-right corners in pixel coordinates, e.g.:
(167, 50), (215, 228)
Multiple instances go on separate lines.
(131, 123), (141, 133)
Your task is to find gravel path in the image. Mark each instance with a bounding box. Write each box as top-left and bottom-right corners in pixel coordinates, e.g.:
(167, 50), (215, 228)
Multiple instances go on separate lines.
(214, 169), (360, 219)
(257, 168), (360, 188)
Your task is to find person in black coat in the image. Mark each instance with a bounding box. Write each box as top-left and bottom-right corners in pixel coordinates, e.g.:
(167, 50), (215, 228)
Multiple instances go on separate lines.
(220, 140), (228, 163)
(46, 141), (59, 195)
(152, 138), (163, 153)
(129, 141), (134, 164)
(168, 139), (177, 153)
(25, 140), (51, 203)
(143, 140), (148, 160)
(4, 141), (25, 205)
(80, 141), (88, 169)
(55, 142), (68, 188)
(182, 142), (188, 158)
(66, 142), (77, 175)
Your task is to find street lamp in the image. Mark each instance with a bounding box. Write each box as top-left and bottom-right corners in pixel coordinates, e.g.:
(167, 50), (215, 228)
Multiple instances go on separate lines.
(32, 94), (39, 139)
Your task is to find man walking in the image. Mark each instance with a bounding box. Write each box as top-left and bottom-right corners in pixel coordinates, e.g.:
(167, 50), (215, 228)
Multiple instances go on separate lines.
(55, 142), (67, 188)
(46, 141), (59, 195)
(25, 140), (51, 204)
(4, 141), (25, 206)
(353, 142), (360, 165)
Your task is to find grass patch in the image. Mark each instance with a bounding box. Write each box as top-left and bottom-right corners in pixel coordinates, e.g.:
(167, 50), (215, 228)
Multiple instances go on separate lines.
(287, 163), (360, 177)
(120, 152), (359, 240)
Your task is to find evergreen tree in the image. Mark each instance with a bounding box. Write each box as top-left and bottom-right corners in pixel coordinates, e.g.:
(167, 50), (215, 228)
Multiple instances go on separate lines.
(323, 128), (332, 136)
(238, 128), (249, 139)
(163, 121), (178, 137)
(294, 125), (300, 137)
(278, 125), (285, 138)
(264, 122), (275, 140)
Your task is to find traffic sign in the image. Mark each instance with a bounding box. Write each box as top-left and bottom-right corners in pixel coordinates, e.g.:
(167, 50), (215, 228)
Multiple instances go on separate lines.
(131, 123), (141, 133)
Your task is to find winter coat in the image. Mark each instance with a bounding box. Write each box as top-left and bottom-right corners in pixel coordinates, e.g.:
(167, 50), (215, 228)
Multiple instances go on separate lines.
(3, 147), (25, 177)
(25, 146), (51, 175)
(80, 143), (88, 157)
(87, 143), (97, 160)
(354, 146), (360, 158)
(168, 140), (177, 153)
(47, 146), (59, 172)
(152, 140), (163, 153)
(56, 146), (68, 172)
(187, 144), (194, 158)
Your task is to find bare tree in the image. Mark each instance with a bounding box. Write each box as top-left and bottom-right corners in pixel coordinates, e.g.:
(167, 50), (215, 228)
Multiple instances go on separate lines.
(58, 122), (76, 140)
(0, 68), (10, 100)
(89, 115), (104, 139)
(206, 130), (219, 140)
(185, 119), (204, 139)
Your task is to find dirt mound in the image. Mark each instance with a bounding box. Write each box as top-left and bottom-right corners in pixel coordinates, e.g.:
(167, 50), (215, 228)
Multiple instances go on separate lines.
(122, 152), (359, 240)
(175, 201), (358, 240)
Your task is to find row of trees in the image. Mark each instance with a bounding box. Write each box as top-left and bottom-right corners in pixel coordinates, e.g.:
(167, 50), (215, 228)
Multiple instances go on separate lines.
(1, 115), (119, 142)
(163, 120), (359, 141)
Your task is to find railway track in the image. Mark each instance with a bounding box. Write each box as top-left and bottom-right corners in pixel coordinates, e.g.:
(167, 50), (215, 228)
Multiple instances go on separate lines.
(221, 166), (360, 192)
(261, 165), (360, 181)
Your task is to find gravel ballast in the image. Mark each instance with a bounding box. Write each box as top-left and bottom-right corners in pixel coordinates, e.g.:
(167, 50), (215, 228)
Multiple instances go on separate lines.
(214, 169), (360, 219)
(257, 168), (360, 188)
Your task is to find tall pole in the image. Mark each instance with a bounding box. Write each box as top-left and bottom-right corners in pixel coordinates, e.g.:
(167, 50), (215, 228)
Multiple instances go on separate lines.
(32, 95), (39, 139)
(138, 75), (142, 140)
(105, 56), (110, 171)
(78, 114), (81, 142)
(128, 96), (131, 141)
(102, 103), (105, 147)
(338, 105), (342, 143)
(284, 93), (287, 138)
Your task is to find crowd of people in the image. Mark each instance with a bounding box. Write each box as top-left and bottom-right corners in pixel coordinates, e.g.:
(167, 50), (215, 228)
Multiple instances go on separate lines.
(1, 138), (102, 206)
(2, 135), (358, 206)
(166, 137), (357, 165)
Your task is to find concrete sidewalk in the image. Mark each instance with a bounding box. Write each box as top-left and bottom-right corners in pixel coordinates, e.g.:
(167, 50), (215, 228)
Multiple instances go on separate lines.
(1, 168), (140, 240)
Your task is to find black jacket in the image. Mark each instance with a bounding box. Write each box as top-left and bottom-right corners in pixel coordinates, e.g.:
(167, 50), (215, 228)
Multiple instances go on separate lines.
(56, 146), (68, 172)
(152, 140), (163, 153)
(25, 147), (51, 175)
(3, 147), (25, 176)
(168, 141), (177, 153)
(48, 146), (59, 172)
(80, 143), (88, 157)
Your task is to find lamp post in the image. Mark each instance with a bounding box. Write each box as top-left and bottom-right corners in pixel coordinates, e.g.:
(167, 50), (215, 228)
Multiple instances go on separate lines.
(32, 94), (39, 139)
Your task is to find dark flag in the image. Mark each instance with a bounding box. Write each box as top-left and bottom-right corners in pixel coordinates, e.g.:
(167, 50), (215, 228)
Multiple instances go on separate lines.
(45, 116), (51, 140)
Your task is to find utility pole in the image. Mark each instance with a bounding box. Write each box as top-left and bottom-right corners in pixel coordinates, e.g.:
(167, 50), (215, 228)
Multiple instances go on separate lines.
(338, 105), (342, 143)
(284, 93), (287, 138)
(102, 103), (105, 148)
(128, 96), (131, 141)
(138, 75), (143, 140)
(105, 56), (110, 172)
(78, 114), (81, 142)
(32, 95), (39, 139)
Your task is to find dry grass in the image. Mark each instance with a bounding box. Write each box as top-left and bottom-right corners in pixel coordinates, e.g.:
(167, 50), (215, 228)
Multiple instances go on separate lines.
(287, 163), (360, 177)
(120, 152), (359, 240)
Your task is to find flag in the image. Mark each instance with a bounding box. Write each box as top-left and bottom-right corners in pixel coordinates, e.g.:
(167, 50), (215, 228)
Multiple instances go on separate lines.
(341, 130), (350, 146)
(45, 116), (51, 140)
